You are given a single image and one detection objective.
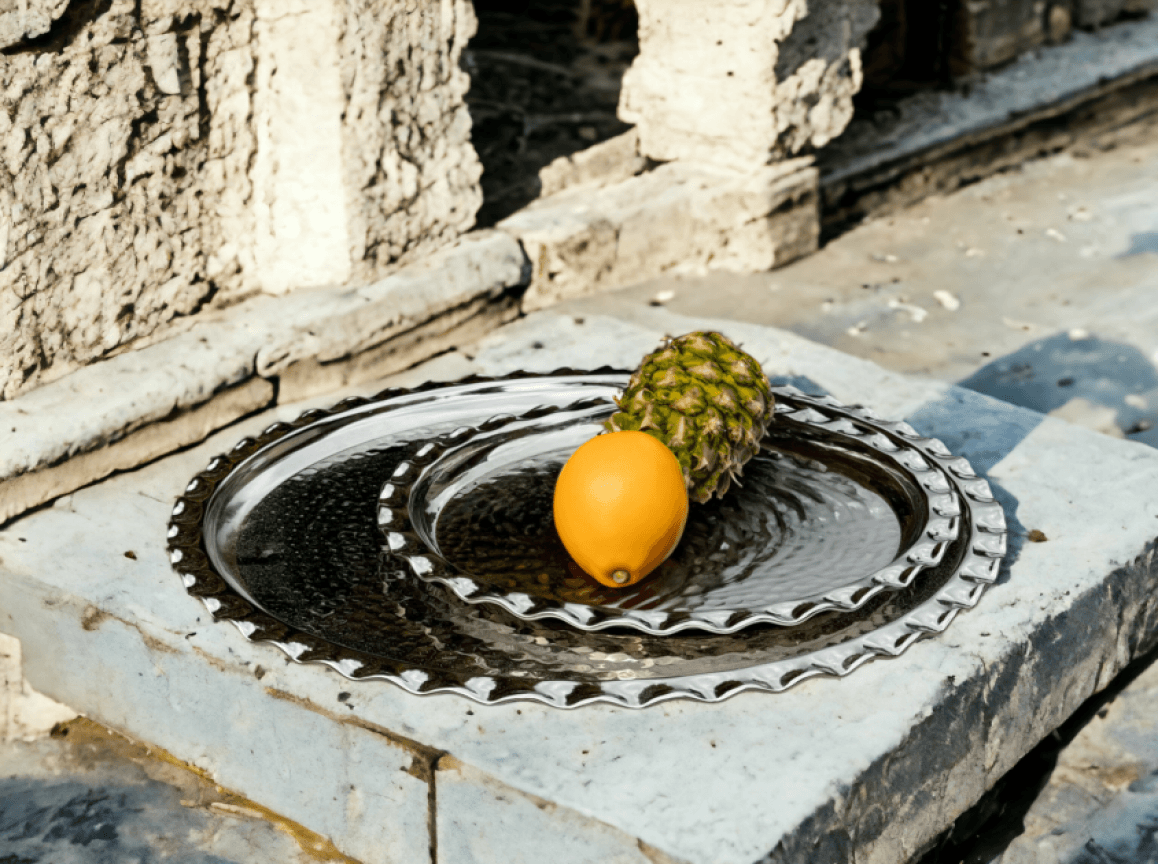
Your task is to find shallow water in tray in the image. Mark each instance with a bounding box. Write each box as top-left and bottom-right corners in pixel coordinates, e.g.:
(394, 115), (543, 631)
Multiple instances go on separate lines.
(433, 447), (904, 610)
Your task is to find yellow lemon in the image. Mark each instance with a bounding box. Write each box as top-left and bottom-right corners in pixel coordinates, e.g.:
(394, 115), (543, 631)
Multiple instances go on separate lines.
(553, 430), (689, 588)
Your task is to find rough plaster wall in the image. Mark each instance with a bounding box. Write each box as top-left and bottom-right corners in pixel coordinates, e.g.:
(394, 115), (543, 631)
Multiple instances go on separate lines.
(0, 0), (481, 400)
(338, 0), (482, 283)
(619, 0), (878, 167)
(1, 0), (214, 401)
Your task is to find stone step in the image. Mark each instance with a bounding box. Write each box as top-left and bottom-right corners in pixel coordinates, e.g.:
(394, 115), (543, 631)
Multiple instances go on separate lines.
(3, 308), (1157, 863)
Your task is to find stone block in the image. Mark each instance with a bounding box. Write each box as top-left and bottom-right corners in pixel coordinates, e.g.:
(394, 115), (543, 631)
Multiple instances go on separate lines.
(618, 0), (878, 167)
(948, 0), (1046, 75)
(501, 159), (818, 314)
(538, 129), (646, 197)
(0, 0), (482, 400)
(1077, 0), (1158, 27)
(436, 756), (673, 864)
(820, 16), (1158, 230)
(3, 308), (1158, 863)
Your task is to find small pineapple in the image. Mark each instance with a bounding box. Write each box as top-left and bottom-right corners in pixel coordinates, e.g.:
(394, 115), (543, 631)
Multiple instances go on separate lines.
(604, 331), (775, 504)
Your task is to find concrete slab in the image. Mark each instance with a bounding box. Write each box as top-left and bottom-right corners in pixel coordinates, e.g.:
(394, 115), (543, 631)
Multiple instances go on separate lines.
(3, 309), (1158, 864)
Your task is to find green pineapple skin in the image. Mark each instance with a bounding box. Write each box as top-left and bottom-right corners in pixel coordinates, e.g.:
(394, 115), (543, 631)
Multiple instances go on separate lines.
(604, 331), (775, 503)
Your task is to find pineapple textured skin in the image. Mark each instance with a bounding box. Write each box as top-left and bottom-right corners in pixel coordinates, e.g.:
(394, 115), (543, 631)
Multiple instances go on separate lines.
(604, 331), (776, 503)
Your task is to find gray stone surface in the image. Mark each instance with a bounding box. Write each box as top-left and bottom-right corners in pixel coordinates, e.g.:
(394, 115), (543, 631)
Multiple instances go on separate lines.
(538, 129), (646, 198)
(0, 230), (525, 524)
(600, 131), (1158, 445)
(3, 307), (1158, 863)
(1077, 0), (1158, 28)
(0, 0), (482, 400)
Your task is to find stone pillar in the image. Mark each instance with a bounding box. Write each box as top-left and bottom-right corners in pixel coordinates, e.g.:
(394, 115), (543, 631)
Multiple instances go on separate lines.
(0, 0), (482, 400)
(618, 0), (880, 167)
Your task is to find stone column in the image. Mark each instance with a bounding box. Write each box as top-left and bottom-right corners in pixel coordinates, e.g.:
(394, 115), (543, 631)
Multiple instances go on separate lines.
(618, 0), (880, 167)
(0, 0), (482, 400)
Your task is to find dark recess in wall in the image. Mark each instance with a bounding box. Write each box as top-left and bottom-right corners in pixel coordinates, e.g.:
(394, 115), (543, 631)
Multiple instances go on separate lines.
(464, 0), (637, 228)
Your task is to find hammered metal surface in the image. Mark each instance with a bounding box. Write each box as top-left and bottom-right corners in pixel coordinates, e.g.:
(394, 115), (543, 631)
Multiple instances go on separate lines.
(167, 369), (1008, 708)
(380, 389), (959, 634)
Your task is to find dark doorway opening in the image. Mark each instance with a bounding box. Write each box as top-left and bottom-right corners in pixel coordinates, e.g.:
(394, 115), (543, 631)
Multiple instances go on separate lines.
(465, 0), (638, 227)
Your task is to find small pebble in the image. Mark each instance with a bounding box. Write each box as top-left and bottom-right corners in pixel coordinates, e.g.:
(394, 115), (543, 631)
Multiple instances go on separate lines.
(887, 299), (927, 323)
(1045, 228), (1067, 242)
(872, 252), (899, 263)
(1125, 394), (1147, 410)
(1003, 317), (1036, 332)
(1027, 529), (1048, 542)
(933, 290), (960, 311)
(1069, 328), (1090, 340)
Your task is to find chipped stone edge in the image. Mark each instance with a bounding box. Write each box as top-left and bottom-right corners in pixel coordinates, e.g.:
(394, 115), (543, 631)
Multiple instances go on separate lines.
(500, 158), (819, 315)
(768, 539), (1158, 864)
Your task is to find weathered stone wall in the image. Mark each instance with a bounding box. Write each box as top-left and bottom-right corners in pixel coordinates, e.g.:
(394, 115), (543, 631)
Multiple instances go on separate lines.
(0, 0), (69, 48)
(0, 0), (481, 400)
(618, 0), (879, 167)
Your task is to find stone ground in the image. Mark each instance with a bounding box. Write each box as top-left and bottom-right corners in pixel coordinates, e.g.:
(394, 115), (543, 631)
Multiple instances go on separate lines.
(2, 122), (1158, 863)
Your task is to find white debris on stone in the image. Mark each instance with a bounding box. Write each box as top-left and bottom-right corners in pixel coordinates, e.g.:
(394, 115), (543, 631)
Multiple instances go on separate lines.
(538, 129), (646, 197)
(0, 0), (482, 400)
(933, 290), (961, 311)
(618, 0), (878, 167)
(1046, 227), (1068, 242)
(887, 298), (928, 323)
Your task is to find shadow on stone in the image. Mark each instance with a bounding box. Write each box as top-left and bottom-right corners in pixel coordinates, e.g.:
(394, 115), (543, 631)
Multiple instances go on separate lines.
(1119, 230), (1158, 259)
(956, 332), (1158, 447)
(0, 776), (235, 864)
(905, 389), (1038, 586)
(768, 374), (830, 397)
